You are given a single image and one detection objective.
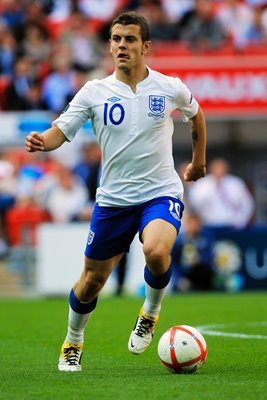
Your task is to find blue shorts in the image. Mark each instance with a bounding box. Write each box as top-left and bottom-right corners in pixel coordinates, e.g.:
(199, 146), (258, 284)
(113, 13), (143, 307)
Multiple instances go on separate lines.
(84, 196), (184, 260)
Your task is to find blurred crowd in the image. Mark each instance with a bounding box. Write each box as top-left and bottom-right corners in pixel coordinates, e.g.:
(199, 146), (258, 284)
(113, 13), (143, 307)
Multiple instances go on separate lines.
(1, 0), (267, 112)
(0, 141), (101, 256)
(170, 158), (255, 292)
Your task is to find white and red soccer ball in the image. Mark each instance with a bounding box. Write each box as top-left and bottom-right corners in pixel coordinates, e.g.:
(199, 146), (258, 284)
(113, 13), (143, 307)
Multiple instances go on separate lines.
(157, 325), (208, 374)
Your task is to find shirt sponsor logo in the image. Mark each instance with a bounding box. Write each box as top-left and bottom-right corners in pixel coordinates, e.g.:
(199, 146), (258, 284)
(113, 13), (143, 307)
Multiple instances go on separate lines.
(148, 95), (165, 119)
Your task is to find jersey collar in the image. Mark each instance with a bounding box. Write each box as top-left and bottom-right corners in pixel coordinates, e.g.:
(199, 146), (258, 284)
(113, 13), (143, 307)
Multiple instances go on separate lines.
(111, 66), (152, 91)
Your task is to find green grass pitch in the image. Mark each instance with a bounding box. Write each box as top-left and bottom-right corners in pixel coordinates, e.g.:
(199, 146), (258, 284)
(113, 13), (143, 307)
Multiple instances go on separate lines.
(1, 292), (267, 400)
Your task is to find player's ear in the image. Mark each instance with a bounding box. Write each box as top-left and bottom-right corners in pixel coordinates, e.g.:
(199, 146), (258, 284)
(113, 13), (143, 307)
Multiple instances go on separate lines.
(142, 40), (151, 55)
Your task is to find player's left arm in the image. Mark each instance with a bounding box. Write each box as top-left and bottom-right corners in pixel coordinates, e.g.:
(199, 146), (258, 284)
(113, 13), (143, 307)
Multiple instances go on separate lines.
(184, 106), (207, 182)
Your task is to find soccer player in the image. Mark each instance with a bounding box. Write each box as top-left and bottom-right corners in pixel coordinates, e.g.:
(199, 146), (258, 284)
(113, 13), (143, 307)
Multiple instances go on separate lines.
(25, 11), (207, 372)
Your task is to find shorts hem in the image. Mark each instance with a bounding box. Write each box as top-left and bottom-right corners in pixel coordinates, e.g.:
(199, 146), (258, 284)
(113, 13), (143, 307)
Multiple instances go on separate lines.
(84, 248), (129, 260)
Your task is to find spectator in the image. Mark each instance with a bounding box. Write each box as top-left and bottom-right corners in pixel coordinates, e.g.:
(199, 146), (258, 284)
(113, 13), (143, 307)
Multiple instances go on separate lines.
(5, 193), (51, 247)
(215, 0), (253, 48)
(38, 163), (89, 222)
(4, 56), (36, 110)
(24, 79), (49, 110)
(128, 0), (161, 22)
(246, 0), (267, 7)
(114, 253), (127, 295)
(14, 1), (49, 42)
(116, 2), (175, 41)
(33, 158), (65, 209)
(0, 151), (17, 256)
(0, 0), (25, 31)
(263, 5), (267, 32)
(179, 0), (227, 51)
(147, 2), (177, 41)
(20, 22), (50, 65)
(4, 60), (47, 110)
(171, 213), (214, 292)
(59, 11), (103, 72)
(0, 22), (17, 77)
(41, 46), (76, 113)
(77, 0), (122, 22)
(71, 140), (101, 222)
(16, 151), (46, 197)
(73, 141), (101, 202)
(161, 0), (195, 23)
(187, 158), (255, 228)
(4, 192), (51, 285)
(45, 0), (73, 22)
(240, 4), (267, 46)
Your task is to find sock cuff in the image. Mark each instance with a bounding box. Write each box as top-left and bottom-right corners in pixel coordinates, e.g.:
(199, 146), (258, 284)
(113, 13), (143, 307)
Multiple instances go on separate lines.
(144, 265), (172, 289)
(69, 288), (98, 314)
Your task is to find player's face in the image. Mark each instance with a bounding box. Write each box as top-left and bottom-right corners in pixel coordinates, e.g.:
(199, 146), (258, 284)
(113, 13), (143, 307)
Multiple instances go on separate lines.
(110, 24), (150, 72)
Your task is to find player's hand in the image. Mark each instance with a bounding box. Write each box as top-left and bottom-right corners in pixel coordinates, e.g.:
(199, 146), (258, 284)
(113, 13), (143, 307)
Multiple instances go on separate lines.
(183, 163), (206, 182)
(25, 131), (45, 152)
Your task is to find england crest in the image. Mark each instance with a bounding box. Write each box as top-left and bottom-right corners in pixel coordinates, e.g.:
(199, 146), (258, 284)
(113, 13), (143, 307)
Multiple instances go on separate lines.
(149, 95), (165, 116)
(87, 229), (95, 245)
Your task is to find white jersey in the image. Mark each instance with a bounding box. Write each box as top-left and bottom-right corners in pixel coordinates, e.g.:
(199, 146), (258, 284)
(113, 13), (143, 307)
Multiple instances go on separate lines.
(53, 67), (199, 207)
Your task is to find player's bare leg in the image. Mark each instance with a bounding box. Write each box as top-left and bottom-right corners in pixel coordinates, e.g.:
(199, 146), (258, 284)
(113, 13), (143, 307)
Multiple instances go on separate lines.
(128, 219), (177, 354)
(59, 254), (123, 371)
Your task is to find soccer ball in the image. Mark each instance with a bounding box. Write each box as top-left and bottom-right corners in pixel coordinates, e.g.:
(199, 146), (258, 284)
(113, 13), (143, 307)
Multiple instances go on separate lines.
(157, 325), (208, 374)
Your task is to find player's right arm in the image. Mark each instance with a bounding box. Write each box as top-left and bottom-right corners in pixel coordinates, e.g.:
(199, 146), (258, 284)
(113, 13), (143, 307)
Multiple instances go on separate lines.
(25, 125), (67, 153)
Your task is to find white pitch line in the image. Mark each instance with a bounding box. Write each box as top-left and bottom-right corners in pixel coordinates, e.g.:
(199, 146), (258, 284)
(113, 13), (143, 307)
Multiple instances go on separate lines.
(198, 321), (267, 330)
(196, 322), (267, 340)
(199, 329), (267, 340)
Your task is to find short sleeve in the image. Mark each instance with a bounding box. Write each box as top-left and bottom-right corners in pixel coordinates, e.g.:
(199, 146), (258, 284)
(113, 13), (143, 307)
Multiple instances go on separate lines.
(52, 82), (95, 141)
(172, 77), (199, 122)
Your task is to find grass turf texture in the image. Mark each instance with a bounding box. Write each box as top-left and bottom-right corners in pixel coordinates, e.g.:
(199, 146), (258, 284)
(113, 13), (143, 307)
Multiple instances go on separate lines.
(1, 292), (267, 400)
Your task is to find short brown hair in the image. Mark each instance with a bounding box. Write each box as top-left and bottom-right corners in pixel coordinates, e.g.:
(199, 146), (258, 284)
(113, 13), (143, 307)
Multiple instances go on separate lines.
(109, 11), (150, 43)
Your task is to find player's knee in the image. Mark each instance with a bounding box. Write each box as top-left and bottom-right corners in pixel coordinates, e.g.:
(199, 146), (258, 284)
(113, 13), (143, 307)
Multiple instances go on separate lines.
(82, 269), (107, 294)
(143, 242), (167, 266)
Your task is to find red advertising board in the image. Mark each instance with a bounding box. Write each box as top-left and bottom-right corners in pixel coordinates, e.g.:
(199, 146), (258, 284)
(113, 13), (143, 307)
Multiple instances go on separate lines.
(147, 52), (267, 117)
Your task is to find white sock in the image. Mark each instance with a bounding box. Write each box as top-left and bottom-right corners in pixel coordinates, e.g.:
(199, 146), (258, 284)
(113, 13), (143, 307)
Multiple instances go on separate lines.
(142, 284), (166, 318)
(65, 306), (93, 344)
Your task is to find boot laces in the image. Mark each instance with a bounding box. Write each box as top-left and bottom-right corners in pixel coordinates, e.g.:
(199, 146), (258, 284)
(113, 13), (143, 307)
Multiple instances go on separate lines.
(135, 315), (155, 337)
(63, 344), (82, 365)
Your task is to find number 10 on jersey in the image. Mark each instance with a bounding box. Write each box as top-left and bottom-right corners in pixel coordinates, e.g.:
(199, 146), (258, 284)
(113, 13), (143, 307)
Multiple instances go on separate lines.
(103, 103), (125, 126)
